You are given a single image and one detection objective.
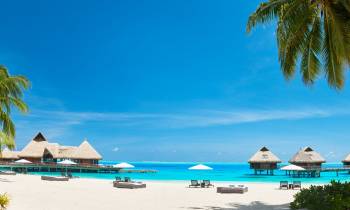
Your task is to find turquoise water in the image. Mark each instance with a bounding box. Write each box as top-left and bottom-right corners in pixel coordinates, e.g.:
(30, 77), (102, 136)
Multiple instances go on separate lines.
(29, 162), (350, 183)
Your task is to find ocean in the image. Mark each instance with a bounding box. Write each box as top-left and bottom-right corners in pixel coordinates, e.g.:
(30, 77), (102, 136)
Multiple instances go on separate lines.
(29, 161), (350, 183)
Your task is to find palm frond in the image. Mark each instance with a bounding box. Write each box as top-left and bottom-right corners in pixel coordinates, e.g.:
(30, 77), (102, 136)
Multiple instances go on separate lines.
(278, 1), (313, 79)
(0, 132), (15, 151)
(300, 14), (322, 85)
(323, 9), (344, 89)
(247, 0), (292, 33)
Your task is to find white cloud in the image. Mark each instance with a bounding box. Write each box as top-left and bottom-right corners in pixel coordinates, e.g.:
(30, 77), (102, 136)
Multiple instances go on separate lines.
(13, 107), (340, 131)
(112, 147), (119, 152)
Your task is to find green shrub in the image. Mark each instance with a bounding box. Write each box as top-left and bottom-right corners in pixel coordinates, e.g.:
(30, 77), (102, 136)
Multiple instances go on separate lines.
(290, 181), (350, 210)
(0, 193), (10, 210)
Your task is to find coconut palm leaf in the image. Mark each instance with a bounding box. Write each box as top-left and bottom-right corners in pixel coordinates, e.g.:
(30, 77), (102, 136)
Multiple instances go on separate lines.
(247, 0), (350, 89)
(0, 66), (29, 152)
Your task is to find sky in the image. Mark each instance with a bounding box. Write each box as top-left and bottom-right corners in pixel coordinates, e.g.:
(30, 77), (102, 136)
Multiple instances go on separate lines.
(0, 0), (350, 162)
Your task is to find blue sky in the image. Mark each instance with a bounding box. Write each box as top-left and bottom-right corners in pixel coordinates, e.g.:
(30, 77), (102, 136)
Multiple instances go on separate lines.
(1, 0), (350, 162)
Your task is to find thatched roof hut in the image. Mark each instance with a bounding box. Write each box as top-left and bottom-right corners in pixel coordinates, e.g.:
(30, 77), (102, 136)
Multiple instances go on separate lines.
(57, 146), (77, 159)
(16, 132), (102, 164)
(248, 147), (281, 175)
(289, 147), (325, 169)
(0, 149), (19, 160)
(72, 140), (102, 160)
(19, 132), (51, 160)
(248, 147), (281, 163)
(342, 153), (350, 166)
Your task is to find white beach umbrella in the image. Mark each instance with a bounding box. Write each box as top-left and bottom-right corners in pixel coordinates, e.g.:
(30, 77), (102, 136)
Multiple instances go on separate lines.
(57, 160), (77, 165)
(113, 162), (135, 168)
(188, 164), (213, 170)
(14, 159), (32, 164)
(280, 164), (305, 171)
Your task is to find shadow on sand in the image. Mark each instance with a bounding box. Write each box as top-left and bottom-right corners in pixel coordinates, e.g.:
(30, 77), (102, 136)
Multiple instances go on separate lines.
(184, 201), (290, 210)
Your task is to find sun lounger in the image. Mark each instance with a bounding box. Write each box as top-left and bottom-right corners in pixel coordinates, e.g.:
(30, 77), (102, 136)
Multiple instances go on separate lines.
(217, 185), (248, 194)
(124, 177), (131, 182)
(189, 180), (201, 188)
(113, 181), (146, 189)
(41, 176), (69, 181)
(115, 176), (122, 181)
(280, 181), (288, 190)
(0, 171), (16, 175)
(293, 181), (301, 189)
(203, 180), (214, 188)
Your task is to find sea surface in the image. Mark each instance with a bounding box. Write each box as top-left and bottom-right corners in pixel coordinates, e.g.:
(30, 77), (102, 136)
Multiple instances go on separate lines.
(28, 162), (350, 184)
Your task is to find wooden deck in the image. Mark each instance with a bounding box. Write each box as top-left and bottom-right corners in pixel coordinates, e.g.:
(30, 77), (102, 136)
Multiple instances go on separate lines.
(0, 162), (157, 174)
(284, 167), (350, 177)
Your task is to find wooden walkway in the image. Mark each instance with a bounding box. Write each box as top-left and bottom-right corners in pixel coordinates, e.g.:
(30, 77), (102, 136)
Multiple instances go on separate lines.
(285, 167), (350, 177)
(0, 163), (157, 174)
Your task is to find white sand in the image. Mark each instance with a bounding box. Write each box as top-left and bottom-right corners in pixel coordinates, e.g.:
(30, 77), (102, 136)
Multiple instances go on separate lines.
(0, 174), (308, 210)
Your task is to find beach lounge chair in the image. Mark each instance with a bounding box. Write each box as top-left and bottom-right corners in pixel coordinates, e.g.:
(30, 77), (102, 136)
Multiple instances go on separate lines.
(217, 185), (248, 194)
(0, 171), (16, 175)
(280, 181), (288, 190)
(61, 171), (66, 177)
(203, 180), (214, 188)
(115, 176), (122, 181)
(124, 177), (131, 182)
(41, 175), (69, 181)
(189, 180), (201, 188)
(293, 181), (301, 189)
(113, 181), (146, 189)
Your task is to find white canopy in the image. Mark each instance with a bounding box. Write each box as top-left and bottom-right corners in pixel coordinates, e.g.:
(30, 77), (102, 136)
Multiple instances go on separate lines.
(188, 164), (213, 170)
(14, 159), (32, 164)
(57, 160), (77, 165)
(113, 162), (135, 168)
(280, 164), (305, 171)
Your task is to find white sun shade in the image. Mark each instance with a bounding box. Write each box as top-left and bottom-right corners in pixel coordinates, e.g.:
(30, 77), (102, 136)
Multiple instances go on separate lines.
(280, 164), (305, 171)
(188, 164), (213, 170)
(113, 162), (135, 168)
(14, 159), (32, 164)
(57, 160), (77, 165)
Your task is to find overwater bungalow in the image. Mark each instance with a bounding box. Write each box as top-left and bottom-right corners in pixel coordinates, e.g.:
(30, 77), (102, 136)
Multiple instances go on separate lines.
(2, 132), (102, 165)
(248, 146), (281, 175)
(342, 153), (350, 167)
(289, 147), (326, 170)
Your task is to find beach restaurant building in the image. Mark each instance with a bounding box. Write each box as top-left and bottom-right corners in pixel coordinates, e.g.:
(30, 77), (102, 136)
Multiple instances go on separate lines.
(0, 132), (102, 165)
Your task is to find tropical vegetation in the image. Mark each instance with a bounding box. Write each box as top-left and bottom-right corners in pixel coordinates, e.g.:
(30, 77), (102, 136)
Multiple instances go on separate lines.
(247, 0), (350, 89)
(0, 193), (10, 210)
(0, 65), (29, 153)
(290, 181), (350, 210)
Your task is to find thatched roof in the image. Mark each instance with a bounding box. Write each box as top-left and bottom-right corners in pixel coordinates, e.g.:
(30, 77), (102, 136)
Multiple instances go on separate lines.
(19, 133), (50, 158)
(71, 140), (102, 160)
(45, 143), (60, 158)
(57, 146), (77, 159)
(0, 149), (19, 159)
(33, 132), (46, 142)
(289, 147), (326, 164)
(342, 153), (350, 163)
(248, 147), (281, 163)
(18, 133), (102, 160)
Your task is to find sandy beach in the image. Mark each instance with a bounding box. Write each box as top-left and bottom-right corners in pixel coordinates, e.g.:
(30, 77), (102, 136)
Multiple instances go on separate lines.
(0, 174), (308, 210)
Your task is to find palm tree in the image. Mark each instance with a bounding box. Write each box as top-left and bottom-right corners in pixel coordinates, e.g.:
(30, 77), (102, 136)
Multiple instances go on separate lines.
(0, 65), (29, 152)
(247, 0), (350, 89)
